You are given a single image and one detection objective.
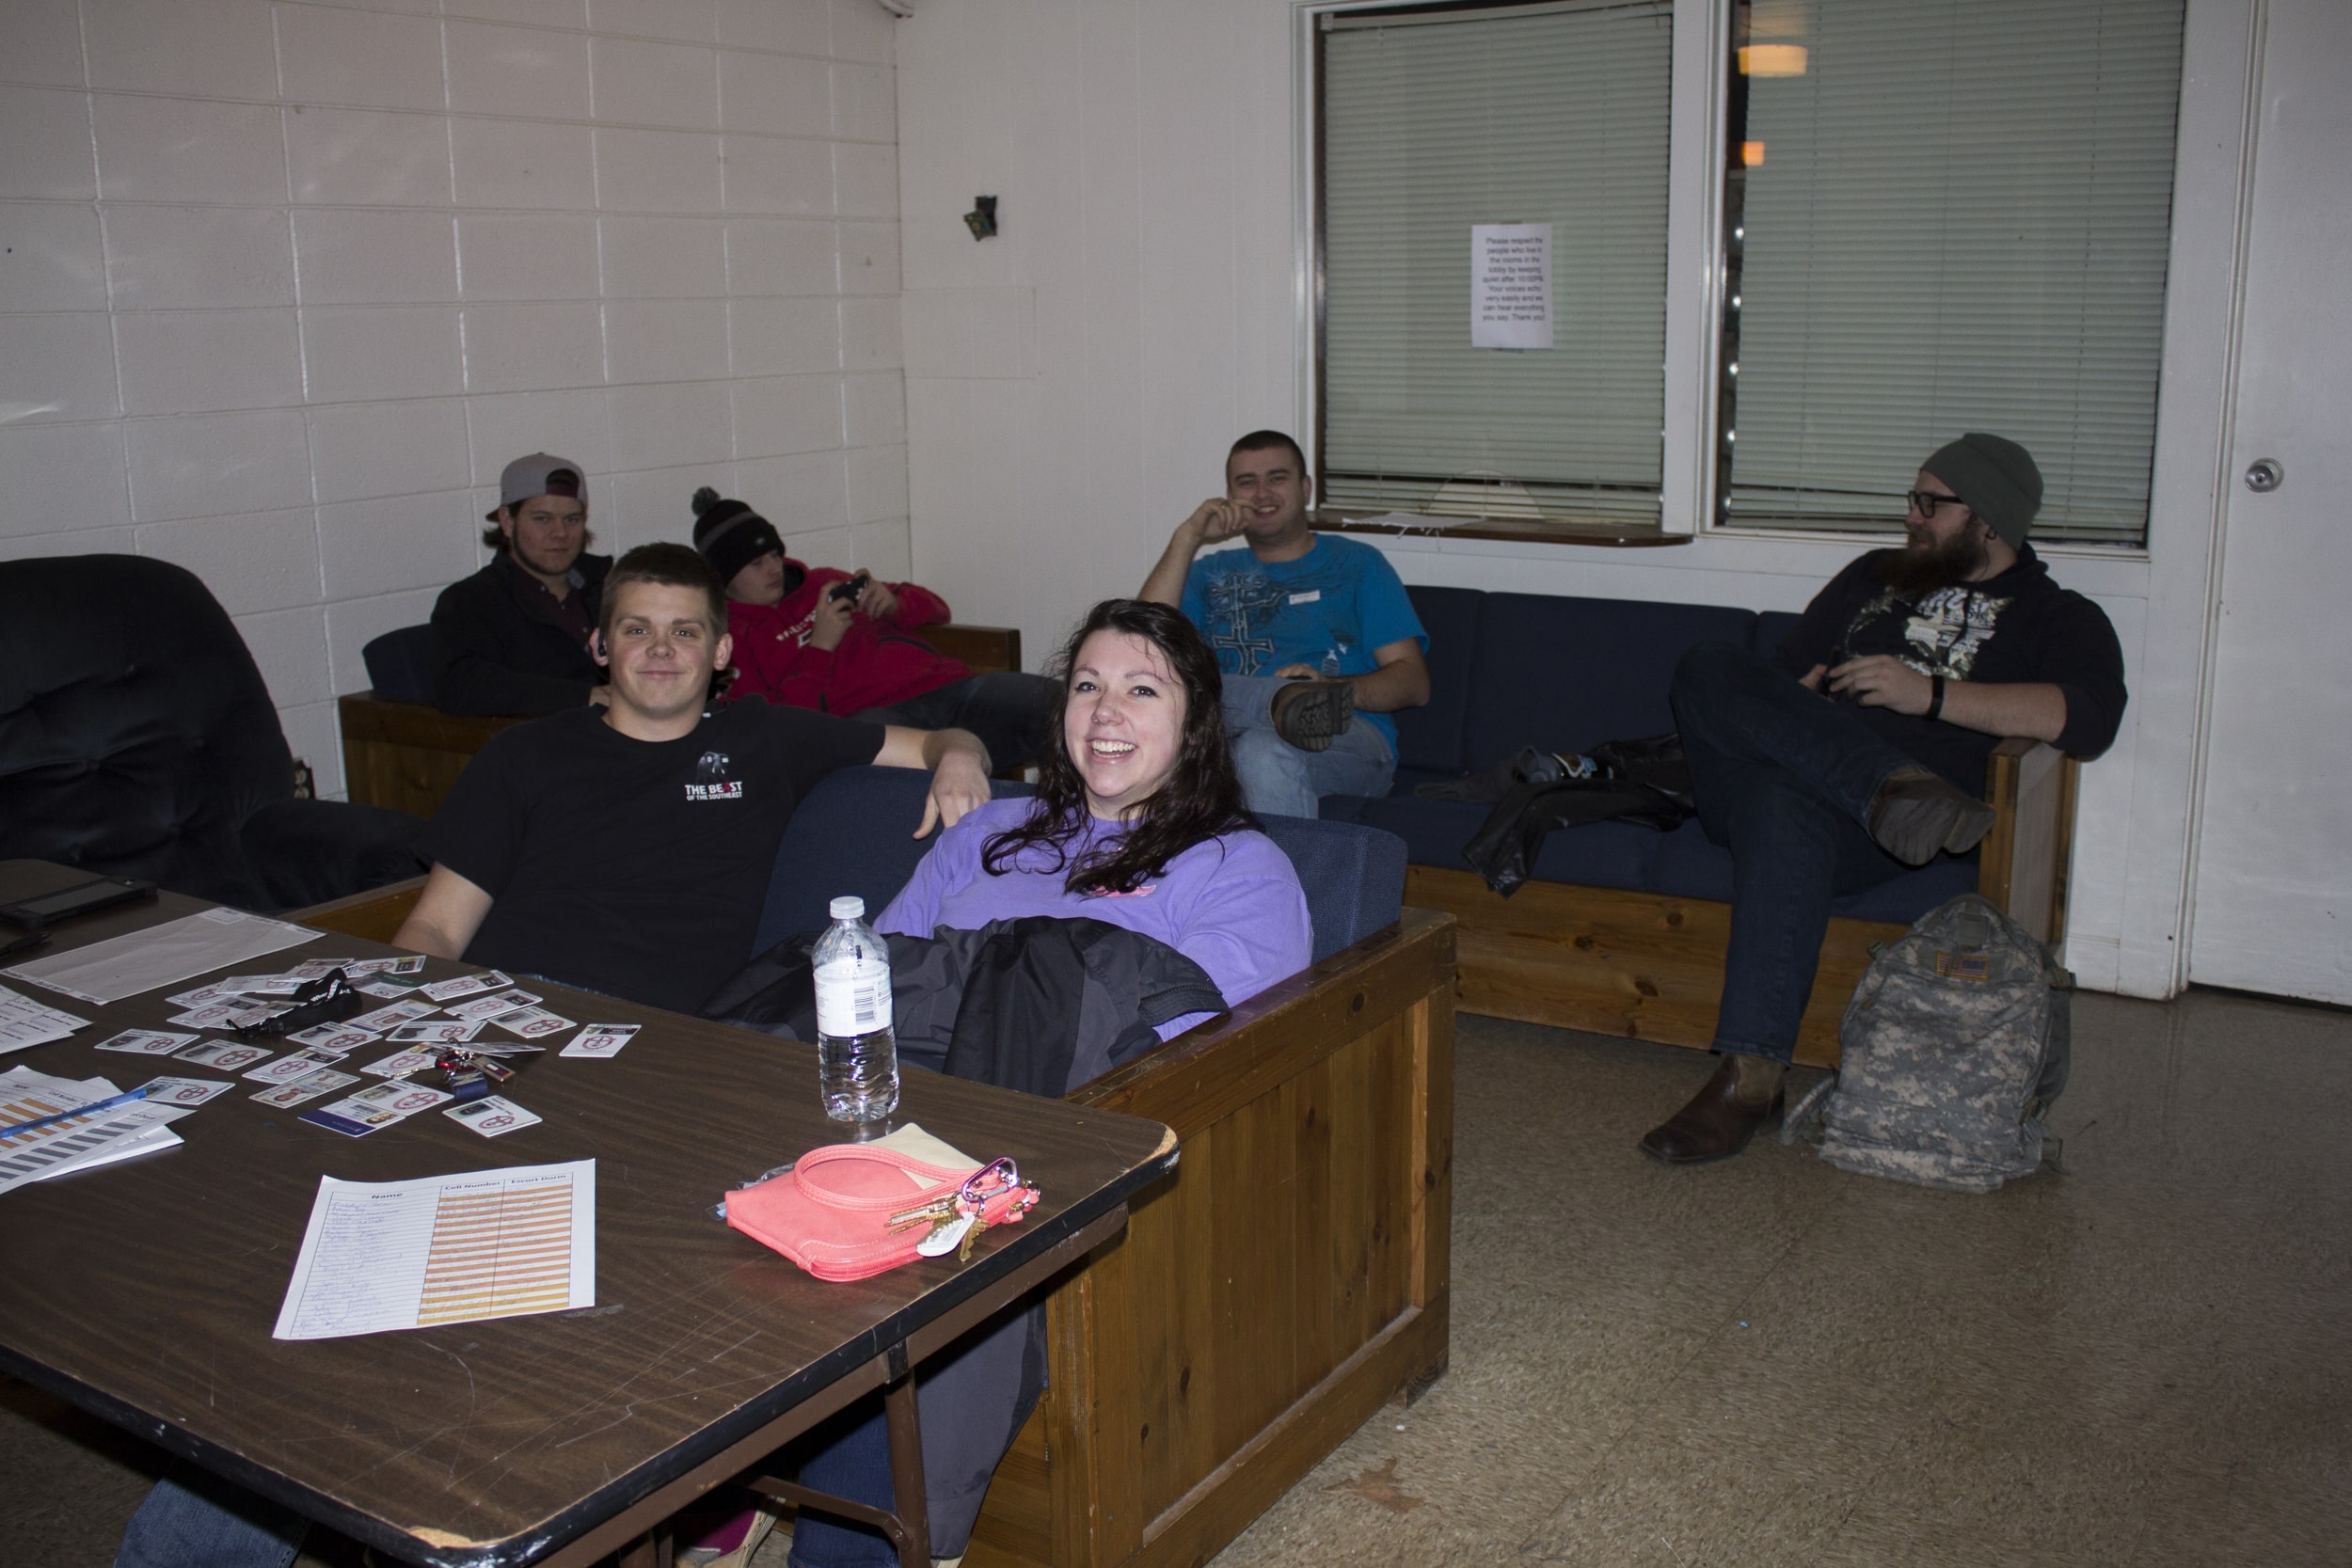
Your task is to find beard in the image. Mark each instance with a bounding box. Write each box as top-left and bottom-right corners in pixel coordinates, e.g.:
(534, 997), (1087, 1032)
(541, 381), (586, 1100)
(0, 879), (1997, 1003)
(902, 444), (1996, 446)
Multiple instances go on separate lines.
(1880, 524), (1990, 595)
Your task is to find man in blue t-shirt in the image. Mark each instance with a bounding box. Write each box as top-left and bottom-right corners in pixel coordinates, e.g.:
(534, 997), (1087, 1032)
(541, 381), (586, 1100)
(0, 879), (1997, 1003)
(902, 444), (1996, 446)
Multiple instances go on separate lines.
(1140, 431), (1430, 816)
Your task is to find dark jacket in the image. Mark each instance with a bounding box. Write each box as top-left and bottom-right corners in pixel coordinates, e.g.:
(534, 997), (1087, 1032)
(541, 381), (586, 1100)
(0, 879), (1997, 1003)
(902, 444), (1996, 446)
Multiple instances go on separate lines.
(429, 552), (611, 717)
(705, 916), (1226, 1096)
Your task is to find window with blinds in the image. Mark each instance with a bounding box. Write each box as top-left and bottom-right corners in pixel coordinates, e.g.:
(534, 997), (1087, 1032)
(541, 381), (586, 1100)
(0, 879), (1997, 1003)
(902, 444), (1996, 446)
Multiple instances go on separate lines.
(1318, 0), (1674, 528)
(1720, 0), (2185, 545)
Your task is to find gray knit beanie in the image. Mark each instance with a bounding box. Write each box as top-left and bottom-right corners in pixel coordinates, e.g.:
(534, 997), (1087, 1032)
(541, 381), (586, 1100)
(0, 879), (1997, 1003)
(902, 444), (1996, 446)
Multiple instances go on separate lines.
(1922, 433), (2042, 546)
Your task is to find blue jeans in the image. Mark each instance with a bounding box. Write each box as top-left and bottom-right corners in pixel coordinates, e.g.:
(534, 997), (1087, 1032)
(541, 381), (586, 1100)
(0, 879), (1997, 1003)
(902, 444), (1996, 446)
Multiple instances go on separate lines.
(1221, 674), (1396, 818)
(114, 1465), (307, 1568)
(1669, 643), (1916, 1065)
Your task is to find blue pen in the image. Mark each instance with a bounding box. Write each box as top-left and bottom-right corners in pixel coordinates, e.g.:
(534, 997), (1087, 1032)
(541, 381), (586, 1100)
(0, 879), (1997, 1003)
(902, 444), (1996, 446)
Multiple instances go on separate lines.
(0, 1085), (151, 1141)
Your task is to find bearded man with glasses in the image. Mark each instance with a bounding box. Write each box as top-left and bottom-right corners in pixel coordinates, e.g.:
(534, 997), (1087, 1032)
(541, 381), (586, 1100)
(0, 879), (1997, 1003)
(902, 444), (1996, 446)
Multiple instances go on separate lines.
(1640, 434), (2129, 1165)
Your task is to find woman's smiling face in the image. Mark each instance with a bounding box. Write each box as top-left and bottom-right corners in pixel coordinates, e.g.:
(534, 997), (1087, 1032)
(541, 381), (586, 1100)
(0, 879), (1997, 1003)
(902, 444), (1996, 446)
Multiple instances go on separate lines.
(1064, 628), (1188, 819)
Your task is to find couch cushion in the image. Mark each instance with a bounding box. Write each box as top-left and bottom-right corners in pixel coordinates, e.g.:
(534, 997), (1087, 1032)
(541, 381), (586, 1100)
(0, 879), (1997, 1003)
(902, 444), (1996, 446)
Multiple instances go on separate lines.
(363, 625), (436, 705)
(1461, 594), (1756, 768)
(1253, 812), (1407, 963)
(1753, 610), (1804, 664)
(1646, 818), (1979, 924)
(1394, 585), (1484, 776)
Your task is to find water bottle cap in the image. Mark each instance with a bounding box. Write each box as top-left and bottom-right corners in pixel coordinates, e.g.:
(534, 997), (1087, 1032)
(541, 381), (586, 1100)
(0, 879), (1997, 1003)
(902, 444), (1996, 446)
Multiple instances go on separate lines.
(829, 895), (865, 921)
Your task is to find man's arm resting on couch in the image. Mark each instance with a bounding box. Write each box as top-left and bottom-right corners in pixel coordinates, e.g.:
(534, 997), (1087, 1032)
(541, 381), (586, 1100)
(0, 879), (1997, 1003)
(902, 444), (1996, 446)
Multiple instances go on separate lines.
(394, 864), (495, 959)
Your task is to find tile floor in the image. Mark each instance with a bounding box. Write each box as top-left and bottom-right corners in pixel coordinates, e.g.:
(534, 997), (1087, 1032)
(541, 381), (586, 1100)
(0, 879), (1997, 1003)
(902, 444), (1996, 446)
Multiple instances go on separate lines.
(5, 990), (2346, 1567)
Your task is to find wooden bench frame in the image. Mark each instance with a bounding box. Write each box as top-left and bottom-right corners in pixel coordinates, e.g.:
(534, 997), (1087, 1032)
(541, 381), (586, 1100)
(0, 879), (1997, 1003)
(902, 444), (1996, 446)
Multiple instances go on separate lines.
(290, 888), (1457, 1568)
(339, 624), (1025, 818)
(1405, 738), (2076, 1069)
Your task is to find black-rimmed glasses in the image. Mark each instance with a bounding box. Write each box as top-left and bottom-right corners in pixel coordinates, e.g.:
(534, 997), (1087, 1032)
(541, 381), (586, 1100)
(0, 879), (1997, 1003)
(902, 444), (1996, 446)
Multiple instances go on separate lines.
(1905, 490), (1970, 520)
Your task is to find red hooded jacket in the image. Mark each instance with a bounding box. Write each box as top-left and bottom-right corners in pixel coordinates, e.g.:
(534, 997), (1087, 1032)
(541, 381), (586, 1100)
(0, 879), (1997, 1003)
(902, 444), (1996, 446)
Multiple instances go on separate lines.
(722, 561), (970, 715)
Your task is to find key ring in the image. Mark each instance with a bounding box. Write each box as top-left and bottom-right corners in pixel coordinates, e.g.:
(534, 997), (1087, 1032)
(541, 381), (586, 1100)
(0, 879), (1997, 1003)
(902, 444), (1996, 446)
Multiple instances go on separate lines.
(958, 1156), (1021, 1211)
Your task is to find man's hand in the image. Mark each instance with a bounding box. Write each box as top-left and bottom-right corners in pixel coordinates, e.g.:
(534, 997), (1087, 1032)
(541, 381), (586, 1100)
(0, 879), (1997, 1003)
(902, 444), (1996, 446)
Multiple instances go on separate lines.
(807, 591), (855, 651)
(1827, 655), (1933, 714)
(855, 578), (901, 622)
(1270, 661), (1323, 680)
(917, 746), (991, 838)
(1139, 499), (1247, 605)
(876, 724), (993, 837)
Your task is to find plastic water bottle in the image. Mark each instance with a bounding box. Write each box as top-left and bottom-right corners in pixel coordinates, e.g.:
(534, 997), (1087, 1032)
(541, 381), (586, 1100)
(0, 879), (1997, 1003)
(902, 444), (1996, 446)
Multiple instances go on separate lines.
(813, 895), (898, 1124)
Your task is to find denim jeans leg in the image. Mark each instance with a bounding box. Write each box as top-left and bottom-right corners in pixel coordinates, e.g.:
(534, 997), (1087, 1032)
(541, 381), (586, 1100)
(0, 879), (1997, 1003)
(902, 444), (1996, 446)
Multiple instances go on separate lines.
(1221, 675), (1396, 817)
(851, 672), (1062, 771)
(1670, 642), (1919, 820)
(114, 1465), (308, 1568)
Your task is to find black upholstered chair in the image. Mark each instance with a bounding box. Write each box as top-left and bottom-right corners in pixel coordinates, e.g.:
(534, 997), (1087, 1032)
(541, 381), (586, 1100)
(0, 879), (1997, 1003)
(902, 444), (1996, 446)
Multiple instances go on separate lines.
(0, 554), (426, 912)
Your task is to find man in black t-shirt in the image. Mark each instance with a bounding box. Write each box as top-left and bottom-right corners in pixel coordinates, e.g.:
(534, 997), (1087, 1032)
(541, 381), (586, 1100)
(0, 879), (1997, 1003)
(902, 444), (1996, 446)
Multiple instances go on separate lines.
(396, 543), (992, 1014)
(1640, 434), (2127, 1166)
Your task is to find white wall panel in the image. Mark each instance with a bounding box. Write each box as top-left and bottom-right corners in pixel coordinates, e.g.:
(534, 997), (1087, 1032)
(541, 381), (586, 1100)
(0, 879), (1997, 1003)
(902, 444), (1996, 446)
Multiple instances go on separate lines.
(3, 0), (899, 804)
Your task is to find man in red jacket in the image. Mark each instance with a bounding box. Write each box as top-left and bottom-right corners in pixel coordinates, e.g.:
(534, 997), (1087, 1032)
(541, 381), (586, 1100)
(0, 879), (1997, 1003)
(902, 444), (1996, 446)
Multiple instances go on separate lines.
(690, 488), (1058, 768)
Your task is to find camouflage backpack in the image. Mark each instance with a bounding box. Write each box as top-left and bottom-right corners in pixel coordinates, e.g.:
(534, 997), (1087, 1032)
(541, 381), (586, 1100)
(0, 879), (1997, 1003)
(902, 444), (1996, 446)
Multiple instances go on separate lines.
(1783, 894), (2071, 1193)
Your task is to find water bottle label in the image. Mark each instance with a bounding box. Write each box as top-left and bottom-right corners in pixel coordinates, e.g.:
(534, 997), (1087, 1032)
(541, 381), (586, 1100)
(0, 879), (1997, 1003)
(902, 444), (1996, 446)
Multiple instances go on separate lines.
(815, 958), (892, 1036)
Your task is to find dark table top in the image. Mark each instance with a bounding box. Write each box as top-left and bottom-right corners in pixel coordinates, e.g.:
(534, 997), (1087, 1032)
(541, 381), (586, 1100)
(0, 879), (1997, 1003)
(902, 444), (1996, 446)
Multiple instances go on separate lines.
(0, 862), (1176, 1566)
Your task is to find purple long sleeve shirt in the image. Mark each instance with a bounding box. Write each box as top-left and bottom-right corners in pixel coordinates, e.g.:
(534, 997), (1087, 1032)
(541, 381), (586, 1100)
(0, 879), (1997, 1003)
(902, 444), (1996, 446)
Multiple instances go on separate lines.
(876, 798), (1313, 1039)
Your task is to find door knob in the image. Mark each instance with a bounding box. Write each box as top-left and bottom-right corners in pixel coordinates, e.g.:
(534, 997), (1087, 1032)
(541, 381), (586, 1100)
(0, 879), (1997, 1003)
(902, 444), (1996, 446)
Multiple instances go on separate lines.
(2245, 458), (2283, 493)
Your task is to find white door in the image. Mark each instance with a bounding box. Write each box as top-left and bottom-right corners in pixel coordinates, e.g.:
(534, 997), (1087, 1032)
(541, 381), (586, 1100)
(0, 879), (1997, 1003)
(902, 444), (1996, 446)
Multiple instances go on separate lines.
(2187, 0), (2352, 1002)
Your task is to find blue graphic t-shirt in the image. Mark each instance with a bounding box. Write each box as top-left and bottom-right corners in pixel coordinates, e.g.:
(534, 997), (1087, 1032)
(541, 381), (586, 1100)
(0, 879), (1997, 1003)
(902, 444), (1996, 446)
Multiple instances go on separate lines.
(1179, 533), (1427, 749)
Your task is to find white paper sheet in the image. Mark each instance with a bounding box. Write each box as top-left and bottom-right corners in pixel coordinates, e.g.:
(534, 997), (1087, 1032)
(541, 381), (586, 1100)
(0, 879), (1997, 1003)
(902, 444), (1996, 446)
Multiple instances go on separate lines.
(0, 985), (89, 1053)
(0, 1068), (189, 1193)
(273, 1160), (596, 1340)
(3, 909), (318, 1006)
(1471, 222), (1554, 350)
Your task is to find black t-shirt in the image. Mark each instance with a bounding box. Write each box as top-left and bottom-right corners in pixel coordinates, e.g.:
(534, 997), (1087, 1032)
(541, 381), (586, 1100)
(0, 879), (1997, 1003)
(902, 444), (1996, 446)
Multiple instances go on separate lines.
(1777, 545), (2128, 788)
(421, 702), (886, 1013)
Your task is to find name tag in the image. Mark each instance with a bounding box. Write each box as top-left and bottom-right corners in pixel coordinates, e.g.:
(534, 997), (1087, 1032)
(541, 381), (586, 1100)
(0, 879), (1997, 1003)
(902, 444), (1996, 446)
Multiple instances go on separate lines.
(1287, 590), (1322, 606)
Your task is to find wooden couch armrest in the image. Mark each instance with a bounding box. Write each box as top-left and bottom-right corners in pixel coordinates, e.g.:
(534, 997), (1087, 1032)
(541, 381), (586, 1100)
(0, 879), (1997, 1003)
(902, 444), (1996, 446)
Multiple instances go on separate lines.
(921, 623), (1023, 675)
(290, 875), (427, 946)
(1977, 738), (2078, 947)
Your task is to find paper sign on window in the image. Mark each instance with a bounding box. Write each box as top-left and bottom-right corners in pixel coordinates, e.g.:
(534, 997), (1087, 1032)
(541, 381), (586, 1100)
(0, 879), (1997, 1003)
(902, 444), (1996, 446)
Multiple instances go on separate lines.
(1471, 224), (1553, 350)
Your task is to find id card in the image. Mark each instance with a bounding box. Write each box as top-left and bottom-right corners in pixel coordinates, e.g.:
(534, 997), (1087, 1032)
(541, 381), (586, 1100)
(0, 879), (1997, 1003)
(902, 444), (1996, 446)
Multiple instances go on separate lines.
(443, 989), (541, 1022)
(250, 1069), (357, 1108)
(178, 1040), (271, 1072)
(244, 1049), (346, 1085)
(495, 1007), (574, 1040)
(349, 999), (437, 1032)
(388, 1021), (483, 1046)
(360, 1049), (442, 1078)
(563, 1023), (640, 1059)
(345, 1080), (453, 1116)
(284, 1023), (378, 1054)
(94, 1029), (198, 1055)
(135, 1076), (234, 1106)
(444, 1096), (542, 1137)
(421, 971), (513, 1004)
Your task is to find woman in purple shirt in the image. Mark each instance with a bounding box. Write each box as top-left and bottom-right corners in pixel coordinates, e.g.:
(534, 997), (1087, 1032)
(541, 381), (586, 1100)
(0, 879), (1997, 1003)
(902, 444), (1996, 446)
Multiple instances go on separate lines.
(789, 601), (1311, 1568)
(878, 597), (1311, 1037)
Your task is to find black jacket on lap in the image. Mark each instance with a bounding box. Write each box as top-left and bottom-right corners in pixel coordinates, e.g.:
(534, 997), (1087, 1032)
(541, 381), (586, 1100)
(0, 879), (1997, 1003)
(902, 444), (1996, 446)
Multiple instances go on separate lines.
(429, 552), (611, 717)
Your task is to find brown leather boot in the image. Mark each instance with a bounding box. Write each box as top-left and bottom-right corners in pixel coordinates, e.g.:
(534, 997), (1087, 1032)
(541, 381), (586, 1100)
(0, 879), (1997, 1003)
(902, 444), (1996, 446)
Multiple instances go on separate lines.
(1867, 766), (1996, 866)
(1637, 1053), (1788, 1165)
(1270, 678), (1354, 752)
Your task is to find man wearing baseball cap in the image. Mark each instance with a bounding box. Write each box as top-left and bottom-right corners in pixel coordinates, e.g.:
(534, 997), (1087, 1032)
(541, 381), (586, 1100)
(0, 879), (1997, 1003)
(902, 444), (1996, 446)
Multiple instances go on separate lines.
(428, 453), (612, 715)
(1639, 434), (2129, 1165)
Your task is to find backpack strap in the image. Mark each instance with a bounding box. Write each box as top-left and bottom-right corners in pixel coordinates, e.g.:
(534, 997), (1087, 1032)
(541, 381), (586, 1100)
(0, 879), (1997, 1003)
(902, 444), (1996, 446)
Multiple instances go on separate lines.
(1779, 1074), (1838, 1145)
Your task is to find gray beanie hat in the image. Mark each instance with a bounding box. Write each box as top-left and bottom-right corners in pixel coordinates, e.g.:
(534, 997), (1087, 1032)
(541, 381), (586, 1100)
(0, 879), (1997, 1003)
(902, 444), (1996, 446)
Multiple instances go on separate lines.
(1922, 433), (2042, 546)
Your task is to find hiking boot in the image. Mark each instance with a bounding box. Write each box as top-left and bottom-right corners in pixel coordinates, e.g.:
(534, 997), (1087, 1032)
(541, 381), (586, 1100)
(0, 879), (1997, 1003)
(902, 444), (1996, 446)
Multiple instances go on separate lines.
(1637, 1053), (1787, 1165)
(1867, 766), (1996, 866)
(1271, 679), (1355, 752)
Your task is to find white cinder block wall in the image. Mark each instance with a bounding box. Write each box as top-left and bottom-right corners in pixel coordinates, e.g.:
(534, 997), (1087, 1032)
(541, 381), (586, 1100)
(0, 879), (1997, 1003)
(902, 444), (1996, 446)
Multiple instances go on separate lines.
(0, 0), (907, 798)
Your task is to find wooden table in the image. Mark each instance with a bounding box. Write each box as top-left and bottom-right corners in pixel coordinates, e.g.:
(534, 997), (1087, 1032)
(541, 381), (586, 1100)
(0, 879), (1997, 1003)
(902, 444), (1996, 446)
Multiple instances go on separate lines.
(0, 862), (1177, 1568)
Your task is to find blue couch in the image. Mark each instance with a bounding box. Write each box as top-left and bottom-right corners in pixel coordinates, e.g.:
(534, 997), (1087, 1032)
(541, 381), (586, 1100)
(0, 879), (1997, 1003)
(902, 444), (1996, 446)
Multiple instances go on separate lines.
(1319, 584), (2076, 1065)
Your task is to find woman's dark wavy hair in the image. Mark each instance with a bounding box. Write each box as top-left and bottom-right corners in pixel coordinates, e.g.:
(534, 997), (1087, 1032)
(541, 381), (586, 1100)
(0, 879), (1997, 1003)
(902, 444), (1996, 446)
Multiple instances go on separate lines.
(982, 599), (1256, 895)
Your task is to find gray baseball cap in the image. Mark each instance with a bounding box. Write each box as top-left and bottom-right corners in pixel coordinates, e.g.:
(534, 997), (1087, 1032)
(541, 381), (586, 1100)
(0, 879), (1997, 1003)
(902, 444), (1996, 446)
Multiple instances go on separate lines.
(486, 452), (587, 521)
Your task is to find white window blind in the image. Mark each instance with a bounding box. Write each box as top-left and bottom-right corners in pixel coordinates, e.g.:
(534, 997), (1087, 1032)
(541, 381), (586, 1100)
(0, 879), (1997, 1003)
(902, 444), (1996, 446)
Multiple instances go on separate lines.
(1320, 0), (1673, 525)
(1724, 0), (2185, 544)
